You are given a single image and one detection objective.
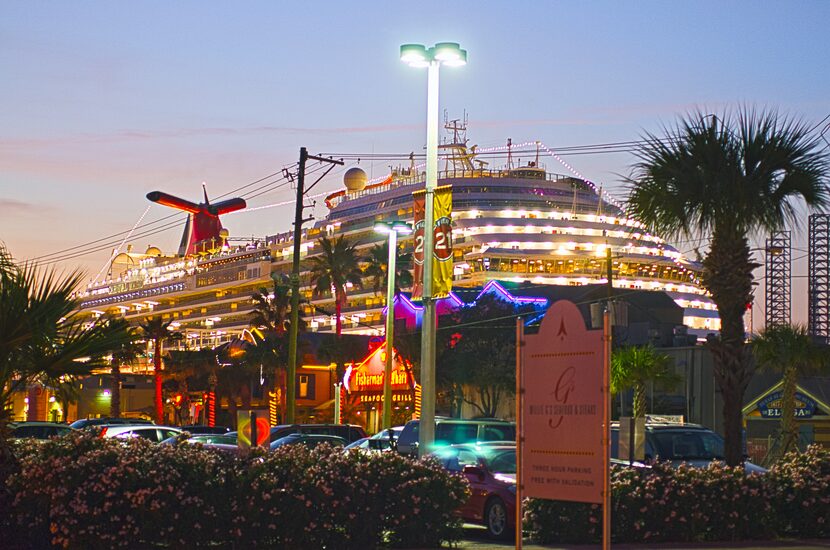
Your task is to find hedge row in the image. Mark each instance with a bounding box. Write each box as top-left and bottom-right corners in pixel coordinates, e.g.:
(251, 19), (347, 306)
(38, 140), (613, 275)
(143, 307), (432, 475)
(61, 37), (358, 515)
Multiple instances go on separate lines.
(3, 433), (469, 549)
(524, 444), (830, 544)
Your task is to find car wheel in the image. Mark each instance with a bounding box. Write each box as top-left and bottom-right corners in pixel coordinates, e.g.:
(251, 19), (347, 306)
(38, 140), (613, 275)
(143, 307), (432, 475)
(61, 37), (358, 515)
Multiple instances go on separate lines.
(484, 497), (510, 539)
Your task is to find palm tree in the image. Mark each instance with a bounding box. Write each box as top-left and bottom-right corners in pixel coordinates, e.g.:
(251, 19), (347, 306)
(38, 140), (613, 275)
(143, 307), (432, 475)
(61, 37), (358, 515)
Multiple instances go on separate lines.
(0, 245), (131, 495)
(139, 318), (182, 424)
(307, 235), (364, 338)
(106, 318), (144, 418)
(363, 241), (413, 296)
(249, 274), (305, 424)
(626, 108), (830, 465)
(751, 324), (829, 456)
(611, 345), (678, 420)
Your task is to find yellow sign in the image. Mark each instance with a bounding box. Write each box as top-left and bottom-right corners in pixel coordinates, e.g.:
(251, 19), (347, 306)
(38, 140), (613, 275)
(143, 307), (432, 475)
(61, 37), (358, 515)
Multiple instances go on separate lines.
(412, 186), (453, 300)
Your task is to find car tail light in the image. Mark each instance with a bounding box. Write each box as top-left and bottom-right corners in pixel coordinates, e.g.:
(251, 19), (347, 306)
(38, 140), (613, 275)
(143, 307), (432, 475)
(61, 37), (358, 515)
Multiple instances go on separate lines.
(99, 427), (108, 438)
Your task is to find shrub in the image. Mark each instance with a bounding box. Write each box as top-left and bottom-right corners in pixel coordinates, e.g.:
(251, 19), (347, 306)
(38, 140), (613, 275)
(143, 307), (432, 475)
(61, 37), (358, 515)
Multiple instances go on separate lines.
(4, 433), (468, 549)
(524, 448), (830, 545)
(766, 444), (830, 538)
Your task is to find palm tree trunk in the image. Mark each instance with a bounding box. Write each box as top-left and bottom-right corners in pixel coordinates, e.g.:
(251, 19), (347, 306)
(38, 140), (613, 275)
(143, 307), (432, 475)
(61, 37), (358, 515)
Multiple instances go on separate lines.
(632, 383), (647, 420)
(335, 298), (342, 338)
(781, 365), (798, 454)
(154, 340), (163, 424)
(110, 360), (122, 418)
(703, 230), (755, 466)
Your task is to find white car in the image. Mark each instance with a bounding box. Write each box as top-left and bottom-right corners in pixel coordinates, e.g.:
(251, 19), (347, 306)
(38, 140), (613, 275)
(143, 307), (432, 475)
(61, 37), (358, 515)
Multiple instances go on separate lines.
(100, 424), (182, 443)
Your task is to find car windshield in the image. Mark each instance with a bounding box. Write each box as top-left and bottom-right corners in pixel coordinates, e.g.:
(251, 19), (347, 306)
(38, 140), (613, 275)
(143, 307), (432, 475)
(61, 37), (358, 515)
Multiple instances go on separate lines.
(651, 430), (725, 460)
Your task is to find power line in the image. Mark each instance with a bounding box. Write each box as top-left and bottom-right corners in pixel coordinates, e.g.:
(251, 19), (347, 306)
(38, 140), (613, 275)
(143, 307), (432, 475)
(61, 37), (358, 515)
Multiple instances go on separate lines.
(27, 168), (296, 262)
(33, 173), (299, 265)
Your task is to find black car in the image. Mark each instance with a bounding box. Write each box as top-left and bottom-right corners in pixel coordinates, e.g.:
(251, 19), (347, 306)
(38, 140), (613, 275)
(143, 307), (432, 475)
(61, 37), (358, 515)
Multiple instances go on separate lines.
(9, 421), (76, 440)
(268, 424), (367, 444)
(70, 417), (154, 430)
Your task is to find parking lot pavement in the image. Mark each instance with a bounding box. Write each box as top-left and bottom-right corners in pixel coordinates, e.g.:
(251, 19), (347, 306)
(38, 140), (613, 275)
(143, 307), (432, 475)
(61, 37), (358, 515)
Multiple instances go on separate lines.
(455, 525), (830, 550)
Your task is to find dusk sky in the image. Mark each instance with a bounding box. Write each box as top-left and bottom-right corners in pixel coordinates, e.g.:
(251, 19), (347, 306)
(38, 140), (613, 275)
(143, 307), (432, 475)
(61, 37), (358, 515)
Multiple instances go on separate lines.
(2, 1), (829, 327)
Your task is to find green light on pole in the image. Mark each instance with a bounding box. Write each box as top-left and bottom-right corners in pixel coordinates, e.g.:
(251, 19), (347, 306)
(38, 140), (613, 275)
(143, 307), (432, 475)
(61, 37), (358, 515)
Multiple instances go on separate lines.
(374, 220), (412, 430)
(400, 41), (466, 456)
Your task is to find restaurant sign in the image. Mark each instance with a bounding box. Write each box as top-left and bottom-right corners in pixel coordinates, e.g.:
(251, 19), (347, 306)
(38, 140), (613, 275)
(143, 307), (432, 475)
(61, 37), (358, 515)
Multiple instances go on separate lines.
(758, 391), (817, 419)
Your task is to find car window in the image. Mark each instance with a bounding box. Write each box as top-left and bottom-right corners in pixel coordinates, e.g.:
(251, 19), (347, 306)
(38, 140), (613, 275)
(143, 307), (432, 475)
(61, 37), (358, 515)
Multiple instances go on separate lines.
(488, 450), (517, 474)
(130, 429), (160, 442)
(436, 423), (478, 445)
(651, 430), (724, 460)
(397, 422), (418, 447)
(480, 424), (515, 442)
(440, 448), (479, 471)
(12, 426), (42, 438)
(160, 430), (179, 440)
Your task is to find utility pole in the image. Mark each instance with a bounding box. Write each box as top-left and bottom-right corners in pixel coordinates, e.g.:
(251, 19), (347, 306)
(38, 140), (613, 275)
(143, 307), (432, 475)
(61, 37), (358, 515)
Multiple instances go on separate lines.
(286, 147), (343, 423)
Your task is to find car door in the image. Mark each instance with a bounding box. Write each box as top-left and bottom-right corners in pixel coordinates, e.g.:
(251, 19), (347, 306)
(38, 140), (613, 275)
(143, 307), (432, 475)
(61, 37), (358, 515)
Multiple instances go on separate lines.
(456, 449), (487, 521)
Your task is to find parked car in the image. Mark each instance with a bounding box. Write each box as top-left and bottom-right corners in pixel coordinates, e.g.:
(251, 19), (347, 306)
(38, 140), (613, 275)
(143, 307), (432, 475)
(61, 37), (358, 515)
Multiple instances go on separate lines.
(70, 417), (154, 431)
(610, 421), (767, 473)
(270, 433), (347, 450)
(100, 424), (182, 443)
(180, 424), (231, 435)
(344, 426), (404, 453)
(430, 443), (517, 539)
(395, 418), (516, 457)
(9, 421), (76, 440)
(268, 424), (367, 444)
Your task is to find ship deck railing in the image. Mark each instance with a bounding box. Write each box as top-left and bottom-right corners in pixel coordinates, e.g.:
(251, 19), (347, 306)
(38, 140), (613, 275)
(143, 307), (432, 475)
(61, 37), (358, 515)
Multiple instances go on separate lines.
(326, 168), (584, 209)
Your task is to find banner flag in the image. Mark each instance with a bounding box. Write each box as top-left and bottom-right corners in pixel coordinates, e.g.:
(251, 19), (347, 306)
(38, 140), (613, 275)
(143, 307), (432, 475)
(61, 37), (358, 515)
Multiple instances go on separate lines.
(411, 186), (453, 300)
(412, 192), (426, 300)
(433, 186), (453, 298)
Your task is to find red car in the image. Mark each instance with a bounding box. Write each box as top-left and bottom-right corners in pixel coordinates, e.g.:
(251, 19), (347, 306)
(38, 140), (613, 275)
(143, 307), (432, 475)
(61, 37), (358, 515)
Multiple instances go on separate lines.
(430, 443), (516, 539)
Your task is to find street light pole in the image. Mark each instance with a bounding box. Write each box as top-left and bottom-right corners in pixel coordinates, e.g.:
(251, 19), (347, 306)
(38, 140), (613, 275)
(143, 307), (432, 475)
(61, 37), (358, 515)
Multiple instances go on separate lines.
(419, 58), (440, 453)
(400, 42), (466, 457)
(383, 227), (399, 430)
(375, 221), (412, 430)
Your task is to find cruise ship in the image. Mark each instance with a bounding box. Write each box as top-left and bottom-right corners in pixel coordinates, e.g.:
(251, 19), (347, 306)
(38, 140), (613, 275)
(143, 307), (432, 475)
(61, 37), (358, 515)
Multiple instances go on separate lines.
(76, 125), (719, 358)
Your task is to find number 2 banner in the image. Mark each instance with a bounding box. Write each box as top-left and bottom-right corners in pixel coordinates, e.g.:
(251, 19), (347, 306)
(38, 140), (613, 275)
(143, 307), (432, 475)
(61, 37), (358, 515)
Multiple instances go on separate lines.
(412, 186), (453, 300)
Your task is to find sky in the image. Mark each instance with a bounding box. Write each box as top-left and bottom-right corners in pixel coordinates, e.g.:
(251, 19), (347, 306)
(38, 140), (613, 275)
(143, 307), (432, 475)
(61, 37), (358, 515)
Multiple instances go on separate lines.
(2, 1), (829, 328)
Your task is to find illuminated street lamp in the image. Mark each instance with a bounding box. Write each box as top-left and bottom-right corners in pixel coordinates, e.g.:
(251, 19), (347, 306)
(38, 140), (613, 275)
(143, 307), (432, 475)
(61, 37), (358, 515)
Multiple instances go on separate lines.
(400, 42), (466, 455)
(374, 220), (413, 430)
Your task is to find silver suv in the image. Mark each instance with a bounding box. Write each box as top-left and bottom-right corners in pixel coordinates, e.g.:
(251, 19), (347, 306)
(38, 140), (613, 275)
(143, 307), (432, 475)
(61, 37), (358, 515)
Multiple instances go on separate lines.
(395, 418), (516, 457)
(100, 424), (182, 443)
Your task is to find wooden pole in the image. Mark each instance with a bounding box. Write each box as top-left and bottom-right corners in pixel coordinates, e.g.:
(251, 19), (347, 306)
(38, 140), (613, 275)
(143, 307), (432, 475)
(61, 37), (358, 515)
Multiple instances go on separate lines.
(515, 316), (524, 550)
(602, 308), (611, 550)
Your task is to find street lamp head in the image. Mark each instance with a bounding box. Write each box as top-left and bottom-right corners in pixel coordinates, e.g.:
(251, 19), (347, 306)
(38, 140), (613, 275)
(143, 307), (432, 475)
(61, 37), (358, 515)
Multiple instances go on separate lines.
(374, 221), (413, 235)
(401, 42), (466, 68)
(391, 221), (413, 234)
(433, 42), (467, 66)
(400, 43), (429, 67)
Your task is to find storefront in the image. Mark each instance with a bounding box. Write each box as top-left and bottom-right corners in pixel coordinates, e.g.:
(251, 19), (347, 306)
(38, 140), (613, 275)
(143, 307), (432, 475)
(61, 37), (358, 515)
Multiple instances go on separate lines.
(742, 380), (830, 463)
(342, 343), (420, 433)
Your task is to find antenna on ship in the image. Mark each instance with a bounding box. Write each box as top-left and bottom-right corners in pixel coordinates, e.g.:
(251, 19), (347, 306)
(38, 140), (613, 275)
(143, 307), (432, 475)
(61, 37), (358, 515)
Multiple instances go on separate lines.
(596, 185), (604, 216)
(535, 141), (541, 168)
(507, 138), (513, 170)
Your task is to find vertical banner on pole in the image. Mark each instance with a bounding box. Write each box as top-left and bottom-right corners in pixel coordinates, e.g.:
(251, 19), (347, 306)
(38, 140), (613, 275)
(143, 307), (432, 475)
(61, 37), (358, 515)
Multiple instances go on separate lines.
(412, 192), (425, 300)
(432, 186), (453, 298)
(412, 186), (453, 301)
(521, 300), (603, 504)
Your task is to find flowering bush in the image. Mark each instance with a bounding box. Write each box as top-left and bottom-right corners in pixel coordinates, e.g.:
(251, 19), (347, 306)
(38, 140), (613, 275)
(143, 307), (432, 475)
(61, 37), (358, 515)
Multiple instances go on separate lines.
(4, 433), (468, 549)
(524, 446), (830, 544)
(766, 444), (830, 538)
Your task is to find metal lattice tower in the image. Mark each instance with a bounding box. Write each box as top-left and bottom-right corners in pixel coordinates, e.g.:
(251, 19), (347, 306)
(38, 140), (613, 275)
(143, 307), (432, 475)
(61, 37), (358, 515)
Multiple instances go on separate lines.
(765, 231), (791, 327)
(809, 214), (830, 338)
